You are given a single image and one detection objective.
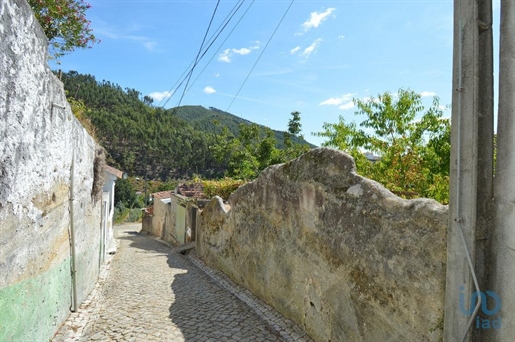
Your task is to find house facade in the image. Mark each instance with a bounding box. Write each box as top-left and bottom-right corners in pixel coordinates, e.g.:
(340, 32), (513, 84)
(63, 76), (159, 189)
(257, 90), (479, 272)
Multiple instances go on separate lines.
(101, 165), (126, 260)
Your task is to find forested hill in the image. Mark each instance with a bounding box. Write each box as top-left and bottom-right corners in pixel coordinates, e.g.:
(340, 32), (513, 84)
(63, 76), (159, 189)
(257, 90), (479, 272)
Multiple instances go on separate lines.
(59, 71), (313, 180)
(173, 106), (313, 149)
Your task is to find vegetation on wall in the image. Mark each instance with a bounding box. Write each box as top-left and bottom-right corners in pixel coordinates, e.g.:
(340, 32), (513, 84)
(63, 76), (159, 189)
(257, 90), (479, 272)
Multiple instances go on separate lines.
(315, 89), (450, 204)
(28, 0), (98, 59)
(199, 178), (247, 201)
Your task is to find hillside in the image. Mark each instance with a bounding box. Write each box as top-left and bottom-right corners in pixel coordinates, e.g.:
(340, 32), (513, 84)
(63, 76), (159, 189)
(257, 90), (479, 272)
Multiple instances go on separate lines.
(59, 71), (313, 180)
(173, 106), (314, 149)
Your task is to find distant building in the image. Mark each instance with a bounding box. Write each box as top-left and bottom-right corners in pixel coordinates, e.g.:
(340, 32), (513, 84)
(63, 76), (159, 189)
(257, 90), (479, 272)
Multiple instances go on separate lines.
(142, 184), (203, 245)
(102, 165), (127, 256)
(364, 151), (381, 163)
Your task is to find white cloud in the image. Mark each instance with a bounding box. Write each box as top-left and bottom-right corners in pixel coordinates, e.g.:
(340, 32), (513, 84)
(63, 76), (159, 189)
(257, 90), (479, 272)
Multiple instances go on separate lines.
(203, 86), (216, 94)
(320, 93), (355, 106)
(148, 91), (173, 101)
(339, 102), (355, 110)
(233, 48), (251, 55)
(218, 44), (259, 63)
(218, 49), (232, 63)
(290, 46), (301, 54)
(96, 25), (158, 51)
(302, 8), (336, 32)
(420, 91), (437, 97)
(301, 38), (323, 57)
(338, 35), (346, 40)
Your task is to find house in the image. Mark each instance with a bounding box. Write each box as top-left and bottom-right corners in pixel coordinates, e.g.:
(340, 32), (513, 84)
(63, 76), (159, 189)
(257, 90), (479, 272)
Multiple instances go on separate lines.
(101, 165), (127, 259)
(142, 183), (204, 245)
(146, 190), (173, 239)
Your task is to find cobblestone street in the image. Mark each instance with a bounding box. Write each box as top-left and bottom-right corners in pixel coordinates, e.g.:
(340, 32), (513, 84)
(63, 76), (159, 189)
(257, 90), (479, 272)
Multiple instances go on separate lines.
(53, 223), (311, 342)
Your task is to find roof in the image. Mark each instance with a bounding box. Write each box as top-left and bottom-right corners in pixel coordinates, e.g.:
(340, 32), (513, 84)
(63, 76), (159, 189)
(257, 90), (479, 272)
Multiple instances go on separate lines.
(177, 183), (204, 199)
(152, 190), (172, 200)
(104, 165), (125, 178)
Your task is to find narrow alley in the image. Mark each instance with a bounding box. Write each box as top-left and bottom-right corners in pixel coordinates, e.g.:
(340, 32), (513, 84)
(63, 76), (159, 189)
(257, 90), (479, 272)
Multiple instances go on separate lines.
(52, 223), (311, 342)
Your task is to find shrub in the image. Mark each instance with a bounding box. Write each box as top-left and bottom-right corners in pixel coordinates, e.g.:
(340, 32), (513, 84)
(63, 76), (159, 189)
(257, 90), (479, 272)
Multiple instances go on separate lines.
(201, 178), (246, 201)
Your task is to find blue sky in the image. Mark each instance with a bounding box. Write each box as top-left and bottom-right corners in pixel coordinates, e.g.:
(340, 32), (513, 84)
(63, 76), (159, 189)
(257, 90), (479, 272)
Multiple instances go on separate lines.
(53, 0), (501, 146)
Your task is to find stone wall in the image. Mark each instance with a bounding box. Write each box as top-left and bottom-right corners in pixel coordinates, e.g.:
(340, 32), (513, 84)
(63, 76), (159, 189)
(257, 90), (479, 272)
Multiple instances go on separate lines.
(144, 193), (199, 245)
(150, 198), (169, 239)
(198, 148), (448, 341)
(0, 1), (102, 340)
(162, 195), (179, 243)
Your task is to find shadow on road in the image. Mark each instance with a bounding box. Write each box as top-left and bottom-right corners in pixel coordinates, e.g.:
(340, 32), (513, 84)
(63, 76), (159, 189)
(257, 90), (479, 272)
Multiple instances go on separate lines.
(116, 229), (280, 341)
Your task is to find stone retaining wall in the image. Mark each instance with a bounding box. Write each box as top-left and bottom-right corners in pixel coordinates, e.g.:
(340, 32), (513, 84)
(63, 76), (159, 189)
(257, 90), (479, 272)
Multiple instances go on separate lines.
(198, 148), (448, 341)
(0, 1), (102, 340)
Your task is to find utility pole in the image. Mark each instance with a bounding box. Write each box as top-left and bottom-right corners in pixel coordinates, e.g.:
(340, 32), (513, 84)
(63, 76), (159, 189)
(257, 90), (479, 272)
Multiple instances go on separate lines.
(445, 0), (514, 341)
(444, 0), (481, 340)
(474, 0), (494, 339)
(485, 0), (515, 340)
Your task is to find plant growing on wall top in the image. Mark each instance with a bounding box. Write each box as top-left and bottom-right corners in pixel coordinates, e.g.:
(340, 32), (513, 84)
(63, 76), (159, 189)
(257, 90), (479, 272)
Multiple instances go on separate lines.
(28, 0), (98, 60)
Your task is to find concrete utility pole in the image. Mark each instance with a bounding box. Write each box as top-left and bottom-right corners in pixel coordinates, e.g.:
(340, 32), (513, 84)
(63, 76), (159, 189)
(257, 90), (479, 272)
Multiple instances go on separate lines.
(485, 0), (515, 340)
(474, 0), (494, 339)
(445, 0), (514, 341)
(444, 0), (481, 340)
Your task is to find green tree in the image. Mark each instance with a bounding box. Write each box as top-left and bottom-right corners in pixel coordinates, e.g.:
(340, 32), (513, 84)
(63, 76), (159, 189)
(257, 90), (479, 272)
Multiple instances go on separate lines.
(28, 0), (98, 59)
(288, 111), (302, 137)
(114, 178), (138, 209)
(315, 89), (450, 203)
(212, 124), (283, 179)
(282, 111), (310, 161)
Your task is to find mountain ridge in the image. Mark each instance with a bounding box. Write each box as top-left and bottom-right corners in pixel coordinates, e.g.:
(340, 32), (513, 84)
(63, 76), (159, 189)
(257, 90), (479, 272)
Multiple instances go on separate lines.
(59, 70), (314, 180)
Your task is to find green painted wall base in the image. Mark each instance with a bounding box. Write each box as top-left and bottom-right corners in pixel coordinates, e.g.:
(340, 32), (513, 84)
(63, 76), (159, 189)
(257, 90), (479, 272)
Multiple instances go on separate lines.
(0, 259), (71, 342)
(0, 246), (100, 342)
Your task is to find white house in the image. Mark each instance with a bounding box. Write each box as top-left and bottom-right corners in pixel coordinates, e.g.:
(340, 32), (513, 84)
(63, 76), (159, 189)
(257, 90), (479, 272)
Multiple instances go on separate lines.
(102, 165), (126, 259)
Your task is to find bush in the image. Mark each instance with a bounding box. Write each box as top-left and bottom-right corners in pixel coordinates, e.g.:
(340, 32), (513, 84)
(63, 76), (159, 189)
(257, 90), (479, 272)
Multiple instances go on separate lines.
(201, 178), (246, 201)
(127, 208), (142, 222)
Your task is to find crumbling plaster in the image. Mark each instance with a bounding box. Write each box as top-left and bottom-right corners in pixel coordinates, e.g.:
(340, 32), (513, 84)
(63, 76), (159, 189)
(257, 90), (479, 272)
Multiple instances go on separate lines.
(0, 1), (102, 340)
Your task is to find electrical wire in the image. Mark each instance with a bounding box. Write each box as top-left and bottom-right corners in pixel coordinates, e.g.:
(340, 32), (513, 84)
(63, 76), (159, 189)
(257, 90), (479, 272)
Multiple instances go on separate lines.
(159, 0), (247, 109)
(226, 0), (295, 112)
(186, 0), (255, 94)
(173, 0), (221, 110)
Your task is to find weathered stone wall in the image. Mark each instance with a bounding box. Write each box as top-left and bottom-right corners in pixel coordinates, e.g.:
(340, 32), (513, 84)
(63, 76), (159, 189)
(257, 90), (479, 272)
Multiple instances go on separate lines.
(150, 198), (168, 239)
(198, 148), (448, 341)
(0, 1), (102, 340)
(162, 195), (179, 243)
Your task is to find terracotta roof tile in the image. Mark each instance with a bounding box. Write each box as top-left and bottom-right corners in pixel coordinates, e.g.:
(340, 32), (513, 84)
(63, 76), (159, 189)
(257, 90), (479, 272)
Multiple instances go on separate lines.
(177, 183), (204, 199)
(152, 190), (172, 200)
(104, 165), (125, 178)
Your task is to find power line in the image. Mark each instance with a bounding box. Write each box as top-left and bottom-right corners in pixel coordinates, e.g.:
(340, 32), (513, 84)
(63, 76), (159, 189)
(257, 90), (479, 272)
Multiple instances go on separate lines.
(160, 0), (247, 109)
(186, 0), (255, 94)
(226, 0), (295, 112)
(174, 0), (221, 110)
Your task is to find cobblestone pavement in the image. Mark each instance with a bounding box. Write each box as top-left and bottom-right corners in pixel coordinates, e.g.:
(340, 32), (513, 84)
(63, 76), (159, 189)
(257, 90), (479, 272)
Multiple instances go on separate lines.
(53, 223), (312, 342)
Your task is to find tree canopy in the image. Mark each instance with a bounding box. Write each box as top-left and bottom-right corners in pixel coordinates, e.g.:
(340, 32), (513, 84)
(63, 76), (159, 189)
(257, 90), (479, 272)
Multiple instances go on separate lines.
(61, 71), (311, 182)
(28, 0), (98, 59)
(315, 89), (450, 203)
(211, 112), (310, 180)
